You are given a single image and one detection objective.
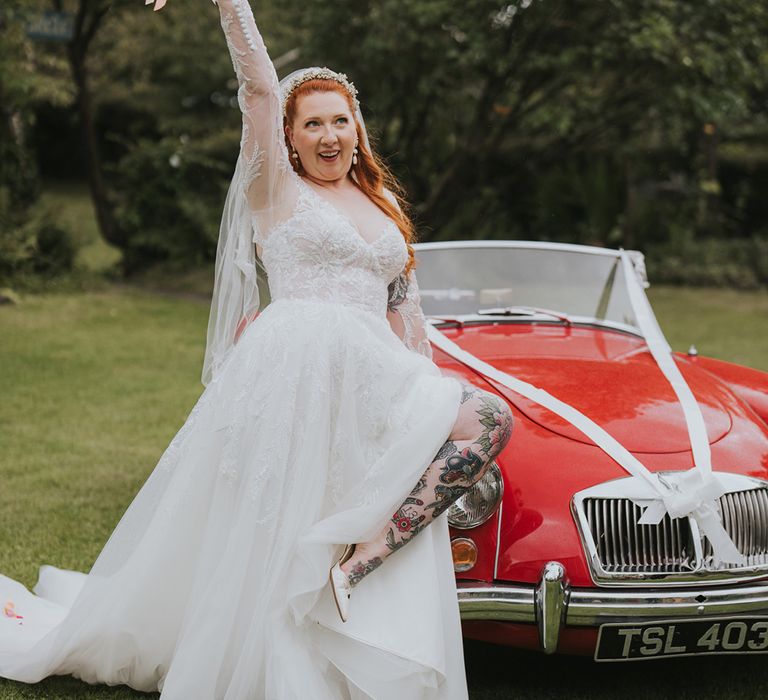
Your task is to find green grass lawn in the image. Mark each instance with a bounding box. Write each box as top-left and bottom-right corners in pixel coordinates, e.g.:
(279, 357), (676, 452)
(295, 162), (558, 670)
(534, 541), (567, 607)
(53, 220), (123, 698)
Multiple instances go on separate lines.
(0, 284), (766, 699)
(649, 286), (768, 372)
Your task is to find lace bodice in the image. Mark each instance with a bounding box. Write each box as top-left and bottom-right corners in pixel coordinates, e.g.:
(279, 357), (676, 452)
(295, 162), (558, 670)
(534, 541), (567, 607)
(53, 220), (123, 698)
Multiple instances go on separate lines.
(212, 0), (434, 362)
(262, 181), (408, 318)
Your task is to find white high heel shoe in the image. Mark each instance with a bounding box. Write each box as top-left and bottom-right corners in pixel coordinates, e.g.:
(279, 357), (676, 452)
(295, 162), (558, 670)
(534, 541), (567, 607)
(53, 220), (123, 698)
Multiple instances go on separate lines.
(329, 544), (355, 623)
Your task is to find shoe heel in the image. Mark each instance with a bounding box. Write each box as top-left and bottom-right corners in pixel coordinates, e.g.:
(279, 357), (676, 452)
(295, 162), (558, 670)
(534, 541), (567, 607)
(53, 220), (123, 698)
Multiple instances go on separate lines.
(329, 544), (356, 623)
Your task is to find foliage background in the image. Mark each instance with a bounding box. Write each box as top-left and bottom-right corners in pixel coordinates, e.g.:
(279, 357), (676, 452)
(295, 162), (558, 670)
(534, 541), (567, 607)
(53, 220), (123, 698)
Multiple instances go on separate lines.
(1, 0), (767, 286)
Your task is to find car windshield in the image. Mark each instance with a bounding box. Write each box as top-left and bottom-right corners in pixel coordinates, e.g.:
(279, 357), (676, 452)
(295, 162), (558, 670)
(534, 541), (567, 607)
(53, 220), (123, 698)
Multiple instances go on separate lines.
(414, 245), (640, 330)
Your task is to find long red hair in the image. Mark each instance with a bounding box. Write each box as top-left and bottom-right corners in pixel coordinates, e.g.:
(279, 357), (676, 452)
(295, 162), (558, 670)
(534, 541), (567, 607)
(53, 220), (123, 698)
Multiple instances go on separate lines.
(283, 79), (416, 276)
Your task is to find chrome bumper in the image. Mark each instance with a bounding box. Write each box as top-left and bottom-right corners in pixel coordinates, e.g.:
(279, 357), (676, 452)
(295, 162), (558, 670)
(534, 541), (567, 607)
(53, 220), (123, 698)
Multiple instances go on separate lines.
(457, 562), (768, 654)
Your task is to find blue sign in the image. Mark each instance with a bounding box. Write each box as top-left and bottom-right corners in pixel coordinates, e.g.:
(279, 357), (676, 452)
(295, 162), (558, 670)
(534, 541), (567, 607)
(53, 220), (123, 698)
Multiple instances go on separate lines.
(27, 11), (74, 42)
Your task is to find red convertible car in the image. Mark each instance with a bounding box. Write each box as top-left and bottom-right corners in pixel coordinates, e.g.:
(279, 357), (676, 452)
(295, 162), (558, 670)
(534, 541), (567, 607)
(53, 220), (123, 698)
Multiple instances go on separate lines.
(415, 241), (768, 661)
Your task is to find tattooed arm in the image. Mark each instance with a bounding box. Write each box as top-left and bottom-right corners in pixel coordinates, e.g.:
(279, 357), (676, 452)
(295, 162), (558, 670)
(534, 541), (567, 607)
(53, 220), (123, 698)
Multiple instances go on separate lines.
(386, 272), (433, 360)
(380, 187), (433, 358)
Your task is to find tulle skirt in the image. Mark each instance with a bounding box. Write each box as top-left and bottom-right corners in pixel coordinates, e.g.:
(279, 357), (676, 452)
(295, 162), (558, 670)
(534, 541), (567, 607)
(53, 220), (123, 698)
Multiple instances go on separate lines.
(0, 298), (468, 699)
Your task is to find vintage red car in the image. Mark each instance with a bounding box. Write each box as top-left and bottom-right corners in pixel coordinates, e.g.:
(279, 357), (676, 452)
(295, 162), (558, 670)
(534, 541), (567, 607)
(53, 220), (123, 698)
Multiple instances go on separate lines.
(415, 240), (768, 661)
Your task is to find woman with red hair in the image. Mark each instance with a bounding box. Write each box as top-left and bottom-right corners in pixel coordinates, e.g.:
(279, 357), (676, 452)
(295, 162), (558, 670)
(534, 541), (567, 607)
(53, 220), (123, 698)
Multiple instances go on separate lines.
(0, 0), (513, 697)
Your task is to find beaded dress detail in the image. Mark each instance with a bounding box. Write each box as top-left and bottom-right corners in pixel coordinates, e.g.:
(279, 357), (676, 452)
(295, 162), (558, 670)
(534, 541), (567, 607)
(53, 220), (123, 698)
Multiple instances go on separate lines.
(0, 1), (468, 698)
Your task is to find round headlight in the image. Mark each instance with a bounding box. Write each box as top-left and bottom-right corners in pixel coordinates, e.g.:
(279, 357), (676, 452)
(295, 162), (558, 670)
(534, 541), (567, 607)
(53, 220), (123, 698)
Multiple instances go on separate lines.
(447, 461), (504, 529)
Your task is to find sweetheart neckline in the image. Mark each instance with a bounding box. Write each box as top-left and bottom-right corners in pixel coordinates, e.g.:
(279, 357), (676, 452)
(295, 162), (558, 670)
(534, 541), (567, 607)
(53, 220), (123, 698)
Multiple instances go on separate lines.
(298, 179), (398, 249)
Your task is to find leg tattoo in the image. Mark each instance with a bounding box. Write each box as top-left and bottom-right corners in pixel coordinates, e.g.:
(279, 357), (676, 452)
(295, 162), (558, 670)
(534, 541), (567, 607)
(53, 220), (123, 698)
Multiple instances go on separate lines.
(440, 446), (484, 484)
(460, 384), (481, 404)
(476, 393), (514, 459)
(347, 557), (383, 587)
(341, 390), (514, 588)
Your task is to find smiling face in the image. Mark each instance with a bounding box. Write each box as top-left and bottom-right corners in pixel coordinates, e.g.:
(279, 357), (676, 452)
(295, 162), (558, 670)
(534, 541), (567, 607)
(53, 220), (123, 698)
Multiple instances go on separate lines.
(285, 90), (358, 184)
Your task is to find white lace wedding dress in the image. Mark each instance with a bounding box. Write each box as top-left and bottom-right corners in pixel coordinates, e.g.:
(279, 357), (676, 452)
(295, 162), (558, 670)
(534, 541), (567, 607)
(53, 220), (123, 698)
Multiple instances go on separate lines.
(0, 1), (469, 698)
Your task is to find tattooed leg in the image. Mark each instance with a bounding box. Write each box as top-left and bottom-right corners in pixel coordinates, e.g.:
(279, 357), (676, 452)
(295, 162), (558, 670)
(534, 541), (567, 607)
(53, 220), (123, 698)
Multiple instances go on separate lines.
(340, 387), (514, 587)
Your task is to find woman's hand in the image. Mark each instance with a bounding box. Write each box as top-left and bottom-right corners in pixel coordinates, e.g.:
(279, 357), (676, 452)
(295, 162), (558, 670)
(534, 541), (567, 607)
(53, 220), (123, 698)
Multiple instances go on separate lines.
(234, 311), (260, 343)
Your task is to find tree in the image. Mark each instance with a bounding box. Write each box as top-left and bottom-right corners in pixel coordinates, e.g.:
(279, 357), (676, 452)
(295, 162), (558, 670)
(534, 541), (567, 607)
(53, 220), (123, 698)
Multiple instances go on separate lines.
(48, 0), (128, 249)
(289, 0), (768, 245)
(0, 0), (75, 278)
(84, 0), (298, 271)
(1, 0), (72, 212)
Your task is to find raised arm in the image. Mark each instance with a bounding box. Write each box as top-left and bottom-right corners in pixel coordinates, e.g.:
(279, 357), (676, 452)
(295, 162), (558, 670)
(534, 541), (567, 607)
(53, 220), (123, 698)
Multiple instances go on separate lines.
(214, 0), (296, 227)
(387, 272), (433, 360)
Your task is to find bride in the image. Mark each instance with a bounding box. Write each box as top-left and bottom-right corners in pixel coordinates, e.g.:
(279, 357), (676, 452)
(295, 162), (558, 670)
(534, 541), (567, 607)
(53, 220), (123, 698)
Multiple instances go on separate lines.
(0, 0), (513, 697)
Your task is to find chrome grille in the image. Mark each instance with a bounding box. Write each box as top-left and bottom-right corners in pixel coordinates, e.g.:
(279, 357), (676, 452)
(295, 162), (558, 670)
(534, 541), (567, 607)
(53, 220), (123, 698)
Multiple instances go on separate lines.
(702, 489), (768, 568)
(584, 498), (696, 573)
(577, 483), (768, 584)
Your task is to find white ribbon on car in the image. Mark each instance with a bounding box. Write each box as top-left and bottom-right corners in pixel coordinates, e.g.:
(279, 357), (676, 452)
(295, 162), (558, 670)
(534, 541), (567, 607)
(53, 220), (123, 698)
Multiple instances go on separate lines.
(426, 249), (745, 565)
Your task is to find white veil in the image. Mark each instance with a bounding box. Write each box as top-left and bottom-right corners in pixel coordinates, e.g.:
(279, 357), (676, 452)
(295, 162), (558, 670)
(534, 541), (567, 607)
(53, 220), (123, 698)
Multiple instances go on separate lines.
(201, 67), (371, 387)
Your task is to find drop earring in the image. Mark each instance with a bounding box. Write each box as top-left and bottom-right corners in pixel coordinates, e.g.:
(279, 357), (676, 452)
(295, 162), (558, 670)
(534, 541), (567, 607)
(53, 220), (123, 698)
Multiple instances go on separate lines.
(352, 145), (358, 166)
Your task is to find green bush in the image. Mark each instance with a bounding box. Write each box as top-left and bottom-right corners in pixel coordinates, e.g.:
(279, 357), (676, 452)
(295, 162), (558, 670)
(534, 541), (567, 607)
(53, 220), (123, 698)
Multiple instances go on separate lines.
(0, 226), (37, 278)
(33, 217), (77, 274)
(0, 187), (33, 278)
(112, 131), (236, 274)
(645, 231), (768, 289)
(0, 189), (78, 280)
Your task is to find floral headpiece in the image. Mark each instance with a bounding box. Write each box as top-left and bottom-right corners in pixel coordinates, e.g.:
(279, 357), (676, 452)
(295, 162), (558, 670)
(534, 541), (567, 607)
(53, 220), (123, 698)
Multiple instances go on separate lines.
(281, 67), (359, 115)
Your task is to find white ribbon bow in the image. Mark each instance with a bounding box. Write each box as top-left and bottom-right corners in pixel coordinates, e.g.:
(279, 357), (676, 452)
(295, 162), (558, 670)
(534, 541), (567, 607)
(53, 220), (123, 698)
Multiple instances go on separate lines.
(426, 249), (744, 566)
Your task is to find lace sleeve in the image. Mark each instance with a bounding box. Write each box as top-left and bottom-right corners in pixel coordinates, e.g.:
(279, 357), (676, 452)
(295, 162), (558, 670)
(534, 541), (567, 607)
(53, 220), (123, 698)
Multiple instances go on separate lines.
(387, 271), (433, 360)
(215, 0), (296, 236)
(203, 0), (295, 386)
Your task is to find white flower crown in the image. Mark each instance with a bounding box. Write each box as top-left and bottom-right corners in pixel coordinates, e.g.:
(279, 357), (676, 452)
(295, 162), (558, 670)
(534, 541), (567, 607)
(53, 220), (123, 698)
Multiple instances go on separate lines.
(281, 67), (359, 115)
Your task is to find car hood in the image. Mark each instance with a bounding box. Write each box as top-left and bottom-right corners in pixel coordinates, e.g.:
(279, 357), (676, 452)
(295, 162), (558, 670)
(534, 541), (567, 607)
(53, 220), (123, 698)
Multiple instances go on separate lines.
(437, 322), (733, 453)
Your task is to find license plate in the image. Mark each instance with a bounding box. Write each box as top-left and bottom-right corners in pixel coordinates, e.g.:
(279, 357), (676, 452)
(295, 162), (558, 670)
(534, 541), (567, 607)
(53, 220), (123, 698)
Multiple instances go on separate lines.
(595, 617), (768, 661)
